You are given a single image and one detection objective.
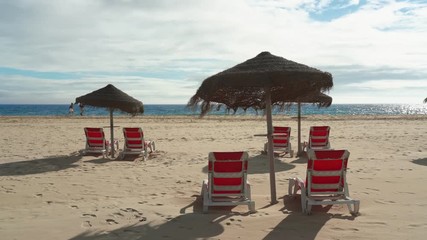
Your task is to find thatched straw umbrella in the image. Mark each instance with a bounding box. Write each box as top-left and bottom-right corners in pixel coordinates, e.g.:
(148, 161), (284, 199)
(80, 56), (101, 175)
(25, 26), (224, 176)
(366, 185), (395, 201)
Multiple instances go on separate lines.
(188, 51), (333, 203)
(291, 92), (332, 156)
(76, 84), (144, 157)
(424, 98), (427, 103)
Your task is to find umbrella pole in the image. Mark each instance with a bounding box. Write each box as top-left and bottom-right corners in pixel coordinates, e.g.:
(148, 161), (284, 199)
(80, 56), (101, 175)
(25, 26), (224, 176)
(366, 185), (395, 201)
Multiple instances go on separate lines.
(110, 109), (115, 158)
(265, 88), (277, 204)
(297, 102), (302, 156)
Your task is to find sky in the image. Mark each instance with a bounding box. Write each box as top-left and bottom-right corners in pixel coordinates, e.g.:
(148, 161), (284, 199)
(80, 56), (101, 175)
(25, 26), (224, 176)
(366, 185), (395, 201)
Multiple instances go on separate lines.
(0, 0), (426, 105)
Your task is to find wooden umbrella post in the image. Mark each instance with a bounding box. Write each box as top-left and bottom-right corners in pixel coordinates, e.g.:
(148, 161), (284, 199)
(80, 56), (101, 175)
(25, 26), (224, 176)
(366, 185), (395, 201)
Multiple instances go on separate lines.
(297, 102), (303, 156)
(109, 109), (115, 158)
(265, 87), (277, 204)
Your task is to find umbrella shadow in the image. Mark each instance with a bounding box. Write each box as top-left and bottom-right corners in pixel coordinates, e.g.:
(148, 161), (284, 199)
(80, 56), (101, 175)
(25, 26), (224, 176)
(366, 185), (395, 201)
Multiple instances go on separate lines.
(262, 195), (357, 240)
(247, 154), (295, 174)
(85, 151), (162, 164)
(0, 152), (82, 176)
(200, 153), (295, 174)
(70, 195), (239, 240)
(70, 213), (226, 240)
(290, 155), (308, 164)
(412, 158), (427, 166)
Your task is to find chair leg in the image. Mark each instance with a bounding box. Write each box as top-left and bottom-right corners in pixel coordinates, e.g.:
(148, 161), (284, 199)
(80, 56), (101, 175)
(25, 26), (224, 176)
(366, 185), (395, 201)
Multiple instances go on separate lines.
(300, 192), (309, 214)
(350, 200), (360, 216)
(151, 141), (156, 152)
(246, 183), (255, 213)
(347, 203), (353, 213)
(288, 178), (296, 195)
(115, 140), (119, 152)
(248, 201), (256, 213)
(201, 180), (209, 213)
(106, 145), (110, 157)
(306, 203), (312, 215)
(142, 150), (148, 161)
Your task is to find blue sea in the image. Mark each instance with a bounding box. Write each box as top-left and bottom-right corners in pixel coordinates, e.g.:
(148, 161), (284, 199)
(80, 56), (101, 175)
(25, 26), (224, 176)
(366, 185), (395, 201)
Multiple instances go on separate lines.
(0, 104), (426, 116)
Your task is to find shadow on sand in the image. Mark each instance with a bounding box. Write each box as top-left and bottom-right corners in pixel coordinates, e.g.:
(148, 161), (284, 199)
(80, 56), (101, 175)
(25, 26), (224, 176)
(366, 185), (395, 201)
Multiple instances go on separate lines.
(69, 193), (360, 240)
(0, 151), (83, 176)
(412, 158), (427, 166)
(262, 195), (358, 240)
(200, 153), (296, 174)
(69, 194), (248, 240)
(248, 153), (296, 174)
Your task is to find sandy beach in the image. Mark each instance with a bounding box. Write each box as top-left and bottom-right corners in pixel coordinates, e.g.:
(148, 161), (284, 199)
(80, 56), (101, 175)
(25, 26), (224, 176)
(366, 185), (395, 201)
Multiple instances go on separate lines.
(0, 114), (426, 240)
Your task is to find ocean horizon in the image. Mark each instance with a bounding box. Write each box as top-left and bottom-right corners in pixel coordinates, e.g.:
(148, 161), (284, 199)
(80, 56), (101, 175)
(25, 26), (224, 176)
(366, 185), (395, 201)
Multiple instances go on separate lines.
(0, 103), (426, 116)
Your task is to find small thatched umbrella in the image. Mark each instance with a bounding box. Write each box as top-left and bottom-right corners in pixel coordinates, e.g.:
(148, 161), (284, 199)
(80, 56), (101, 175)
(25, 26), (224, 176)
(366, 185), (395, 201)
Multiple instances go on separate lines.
(188, 51), (333, 203)
(76, 84), (144, 157)
(424, 98), (427, 103)
(291, 92), (332, 156)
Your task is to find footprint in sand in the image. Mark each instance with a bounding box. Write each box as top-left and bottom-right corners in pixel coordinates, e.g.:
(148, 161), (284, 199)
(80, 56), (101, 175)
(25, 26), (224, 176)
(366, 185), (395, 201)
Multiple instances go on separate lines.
(225, 220), (244, 228)
(120, 208), (144, 218)
(82, 213), (97, 218)
(408, 223), (427, 228)
(121, 208), (141, 214)
(113, 212), (124, 217)
(1, 186), (15, 194)
(82, 221), (92, 228)
(375, 199), (395, 204)
(106, 219), (119, 225)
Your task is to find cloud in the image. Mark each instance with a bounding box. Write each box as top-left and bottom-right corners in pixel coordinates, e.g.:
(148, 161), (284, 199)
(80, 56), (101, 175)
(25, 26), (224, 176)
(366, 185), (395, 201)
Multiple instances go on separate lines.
(0, 73), (200, 104)
(346, 79), (427, 90)
(0, 0), (426, 104)
(324, 64), (427, 103)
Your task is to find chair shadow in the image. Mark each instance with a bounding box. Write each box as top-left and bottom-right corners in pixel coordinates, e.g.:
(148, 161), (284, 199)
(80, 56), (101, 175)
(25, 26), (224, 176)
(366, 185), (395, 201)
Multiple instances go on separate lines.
(262, 195), (357, 240)
(70, 195), (244, 240)
(180, 194), (253, 216)
(116, 155), (141, 162)
(412, 158), (427, 166)
(0, 152), (83, 176)
(85, 158), (112, 164)
(109, 150), (162, 163)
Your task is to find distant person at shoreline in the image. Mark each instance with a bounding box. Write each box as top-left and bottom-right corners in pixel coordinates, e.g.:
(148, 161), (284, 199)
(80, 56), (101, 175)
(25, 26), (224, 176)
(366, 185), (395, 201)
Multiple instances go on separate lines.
(68, 103), (74, 115)
(79, 103), (84, 116)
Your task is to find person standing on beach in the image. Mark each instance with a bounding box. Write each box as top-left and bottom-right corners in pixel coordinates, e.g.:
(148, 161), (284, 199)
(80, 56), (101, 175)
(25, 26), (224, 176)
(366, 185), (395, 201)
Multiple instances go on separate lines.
(68, 103), (74, 115)
(79, 103), (84, 116)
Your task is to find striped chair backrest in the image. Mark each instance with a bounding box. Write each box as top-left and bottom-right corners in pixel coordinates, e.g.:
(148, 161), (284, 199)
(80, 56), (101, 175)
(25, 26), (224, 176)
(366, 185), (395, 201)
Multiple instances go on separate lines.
(306, 149), (349, 193)
(208, 152), (248, 195)
(123, 127), (144, 149)
(84, 127), (106, 148)
(309, 126), (330, 148)
(272, 126), (291, 147)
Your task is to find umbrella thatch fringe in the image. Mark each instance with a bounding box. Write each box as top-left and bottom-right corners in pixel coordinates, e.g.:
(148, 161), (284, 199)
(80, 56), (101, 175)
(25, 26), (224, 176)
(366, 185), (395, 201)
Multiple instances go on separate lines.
(187, 87), (332, 116)
(80, 105), (143, 116)
(76, 84), (144, 115)
(187, 52), (334, 116)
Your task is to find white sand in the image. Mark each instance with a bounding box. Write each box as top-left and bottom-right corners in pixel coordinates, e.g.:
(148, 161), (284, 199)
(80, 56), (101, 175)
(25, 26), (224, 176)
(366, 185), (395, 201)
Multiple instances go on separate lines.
(0, 115), (426, 239)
